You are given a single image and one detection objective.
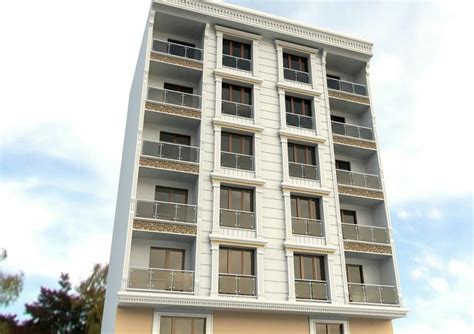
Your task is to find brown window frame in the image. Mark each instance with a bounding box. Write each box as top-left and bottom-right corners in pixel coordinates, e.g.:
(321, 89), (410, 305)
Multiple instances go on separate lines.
(159, 132), (191, 146)
(220, 186), (254, 212)
(149, 247), (185, 270)
(283, 52), (309, 73)
(155, 186), (188, 204)
(346, 264), (364, 284)
(294, 254), (326, 281)
(330, 115), (346, 123)
(315, 323), (344, 334)
(160, 316), (206, 334)
(163, 82), (194, 95)
(219, 247), (255, 275)
(221, 132), (253, 155)
(336, 160), (351, 171)
(288, 143), (316, 165)
(291, 195), (321, 220)
(285, 95), (312, 116)
(223, 39), (251, 60)
(222, 83), (252, 105)
(340, 209), (357, 224)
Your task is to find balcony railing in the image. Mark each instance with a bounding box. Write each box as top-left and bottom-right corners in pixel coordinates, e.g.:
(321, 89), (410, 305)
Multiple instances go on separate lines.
(128, 267), (194, 292)
(348, 283), (398, 305)
(147, 87), (201, 109)
(142, 140), (199, 163)
(220, 208), (255, 229)
(219, 273), (256, 296)
(135, 199), (197, 224)
(222, 54), (252, 71)
(289, 162), (319, 180)
(284, 68), (310, 84)
(222, 100), (253, 119)
(331, 121), (374, 141)
(336, 170), (382, 190)
(152, 39), (203, 61)
(327, 77), (367, 96)
(221, 151), (254, 171)
(292, 217), (323, 237)
(295, 279), (328, 300)
(286, 113), (314, 129)
(342, 223), (390, 244)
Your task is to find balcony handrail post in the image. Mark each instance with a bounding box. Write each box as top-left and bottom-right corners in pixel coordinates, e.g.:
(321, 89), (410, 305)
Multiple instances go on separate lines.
(178, 145), (182, 161)
(174, 203), (179, 221)
(148, 268), (152, 290)
(235, 211), (240, 228)
(154, 201), (158, 219)
(370, 227), (375, 243)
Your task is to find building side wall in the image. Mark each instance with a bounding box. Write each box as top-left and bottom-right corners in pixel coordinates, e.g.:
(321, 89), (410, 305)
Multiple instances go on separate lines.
(348, 318), (393, 334)
(115, 307), (154, 334)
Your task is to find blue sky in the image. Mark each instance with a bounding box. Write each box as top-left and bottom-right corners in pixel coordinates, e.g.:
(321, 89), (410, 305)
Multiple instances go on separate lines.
(0, 0), (472, 333)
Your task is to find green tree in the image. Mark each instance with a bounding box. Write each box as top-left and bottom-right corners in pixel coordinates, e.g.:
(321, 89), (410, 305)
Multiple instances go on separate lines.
(0, 271), (24, 307)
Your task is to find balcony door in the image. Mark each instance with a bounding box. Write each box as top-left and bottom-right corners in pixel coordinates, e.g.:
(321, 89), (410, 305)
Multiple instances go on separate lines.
(346, 264), (364, 284)
(149, 247), (184, 270)
(163, 82), (193, 95)
(222, 83), (252, 118)
(160, 132), (191, 146)
(294, 254), (327, 300)
(219, 247), (255, 295)
(283, 53), (308, 72)
(221, 132), (253, 170)
(285, 96), (313, 129)
(220, 186), (254, 229)
(341, 209), (357, 224)
(288, 143), (316, 165)
(155, 186), (188, 204)
(335, 160), (351, 171)
(330, 115), (346, 123)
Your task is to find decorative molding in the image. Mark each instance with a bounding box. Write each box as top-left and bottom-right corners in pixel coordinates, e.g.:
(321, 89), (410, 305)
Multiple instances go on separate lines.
(215, 24), (262, 40)
(154, 0), (373, 55)
(279, 129), (326, 144)
(214, 68), (263, 85)
(284, 241), (337, 254)
(275, 39), (319, 55)
(117, 291), (408, 319)
(281, 182), (332, 196)
(212, 117), (265, 133)
(209, 233), (267, 248)
(277, 82), (322, 97)
(211, 172), (266, 187)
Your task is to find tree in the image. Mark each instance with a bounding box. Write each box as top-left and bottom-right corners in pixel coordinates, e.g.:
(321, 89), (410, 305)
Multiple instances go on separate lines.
(0, 271), (24, 307)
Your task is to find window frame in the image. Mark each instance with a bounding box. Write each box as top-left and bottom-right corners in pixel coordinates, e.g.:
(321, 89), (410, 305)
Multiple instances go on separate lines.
(220, 186), (254, 212)
(291, 195), (321, 220)
(288, 143), (316, 165)
(167, 39), (196, 48)
(310, 319), (348, 334)
(335, 160), (351, 171)
(283, 52), (309, 73)
(163, 82), (194, 95)
(155, 186), (188, 204)
(346, 264), (364, 284)
(149, 247), (185, 270)
(223, 38), (251, 60)
(154, 312), (212, 334)
(330, 115), (346, 123)
(222, 83), (252, 105)
(340, 209), (357, 225)
(221, 131), (253, 155)
(219, 247), (255, 276)
(294, 253), (326, 281)
(285, 95), (312, 116)
(159, 132), (191, 146)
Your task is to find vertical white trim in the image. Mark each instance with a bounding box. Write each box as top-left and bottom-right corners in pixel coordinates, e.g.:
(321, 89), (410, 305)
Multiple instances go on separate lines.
(252, 40), (260, 77)
(280, 136), (289, 181)
(256, 247), (265, 299)
(286, 249), (296, 301)
(276, 44), (284, 82)
(211, 181), (221, 234)
(210, 243), (220, 297)
(254, 132), (262, 177)
(282, 190), (292, 240)
(278, 88), (287, 130)
(213, 126), (222, 172)
(310, 53), (318, 91)
(255, 187), (264, 238)
(253, 85), (261, 124)
(216, 30), (223, 70)
(214, 76), (223, 118)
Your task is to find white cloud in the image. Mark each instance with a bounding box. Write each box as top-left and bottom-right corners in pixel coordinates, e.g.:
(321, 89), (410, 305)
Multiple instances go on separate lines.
(427, 277), (449, 292)
(410, 268), (424, 280)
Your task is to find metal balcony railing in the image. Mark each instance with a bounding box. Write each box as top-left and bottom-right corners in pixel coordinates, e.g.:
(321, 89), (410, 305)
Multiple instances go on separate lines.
(221, 151), (254, 171)
(135, 199), (197, 224)
(342, 223), (390, 244)
(284, 67), (310, 84)
(326, 77), (368, 96)
(142, 140), (199, 163)
(348, 283), (398, 305)
(128, 267), (194, 292)
(147, 87), (201, 109)
(219, 273), (256, 296)
(222, 100), (253, 118)
(286, 113), (314, 129)
(220, 208), (255, 230)
(292, 217), (323, 237)
(289, 162), (319, 180)
(295, 279), (328, 300)
(336, 170), (382, 190)
(331, 121), (374, 141)
(222, 54), (252, 71)
(152, 39), (203, 61)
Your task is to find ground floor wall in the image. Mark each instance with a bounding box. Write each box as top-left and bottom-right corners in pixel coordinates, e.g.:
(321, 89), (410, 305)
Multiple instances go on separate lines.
(113, 306), (394, 334)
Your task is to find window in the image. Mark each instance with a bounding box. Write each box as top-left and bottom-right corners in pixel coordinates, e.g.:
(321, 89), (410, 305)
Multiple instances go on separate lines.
(294, 254), (325, 281)
(220, 186), (253, 212)
(288, 143), (316, 165)
(326, 74), (341, 80)
(163, 83), (193, 95)
(221, 132), (253, 155)
(340, 209), (357, 224)
(160, 132), (191, 146)
(346, 264), (364, 284)
(149, 248), (184, 270)
(285, 96), (313, 129)
(335, 160), (351, 171)
(222, 83), (252, 105)
(168, 39), (195, 48)
(155, 186), (188, 204)
(315, 323), (344, 334)
(160, 316), (206, 334)
(223, 39), (251, 71)
(291, 196), (320, 220)
(283, 53), (308, 72)
(330, 115), (345, 123)
(219, 247), (254, 275)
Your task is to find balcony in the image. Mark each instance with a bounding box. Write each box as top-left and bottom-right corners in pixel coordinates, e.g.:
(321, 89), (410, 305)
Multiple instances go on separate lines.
(221, 151), (254, 171)
(151, 39), (203, 69)
(295, 279), (328, 301)
(327, 77), (367, 96)
(331, 121), (373, 141)
(289, 162), (319, 180)
(292, 217), (323, 237)
(286, 113), (314, 129)
(147, 87), (201, 110)
(284, 68), (310, 84)
(142, 140), (199, 163)
(223, 54), (252, 71)
(135, 200), (197, 225)
(219, 274), (256, 296)
(222, 100), (253, 119)
(342, 223), (389, 244)
(336, 170), (383, 200)
(220, 208), (255, 229)
(128, 267), (194, 293)
(348, 283), (398, 305)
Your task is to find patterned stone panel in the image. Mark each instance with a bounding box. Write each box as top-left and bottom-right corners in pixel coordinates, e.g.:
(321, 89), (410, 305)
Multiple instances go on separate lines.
(139, 157), (199, 174)
(133, 219), (197, 235)
(333, 134), (377, 150)
(344, 241), (392, 255)
(145, 102), (201, 119)
(338, 185), (384, 200)
(328, 90), (370, 105)
(150, 52), (203, 70)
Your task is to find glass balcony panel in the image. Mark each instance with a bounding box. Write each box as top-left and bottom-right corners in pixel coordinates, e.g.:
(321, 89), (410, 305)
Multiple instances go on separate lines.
(150, 269), (173, 291)
(222, 101), (237, 116)
(357, 226), (373, 242)
(354, 84), (367, 96)
(381, 286), (398, 304)
(373, 228), (389, 244)
(292, 218), (307, 235)
(220, 209), (237, 227)
(289, 163), (304, 178)
(348, 284), (365, 302)
(365, 285), (381, 303)
(303, 164), (318, 180)
(295, 280), (311, 299)
(342, 224), (358, 240)
(359, 127), (373, 140)
(350, 173), (366, 187)
(340, 81), (354, 94)
(147, 88), (166, 102)
(307, 220), (323, 237)
(221, 152), (237, 169)
(300, 115), (314, 129)
(173, 271), (194, 292)
(286, 113), (299, 127)
(238, 276), (256, 296)
(219, 275), (237, 294)
(366, 175), (382, 189)
(186, 48), (202, 61)
(284, 68), (297, 81)
(336, 170), (351, 185)
(297, 71), (310, 84)
(152, 40), (169, 54)
(175, 204), (196, 223)
(179, 145), (199, 163)
(237, 103), (252, 118)
(182, 94), (200, 109)
(237, 58), (251, 71)
(237, 155), (254, 171)
(160, 143), (180, 160)
(155, 202), (176, 221)
(136, 201), (155, 219)
(238, 212), (255, 229)
(169, 43), (186, 57)
(222, 54), (237, 68)
(332, 122), (346, 136)
(166, 90), (184, 106)
(345, 124), (360, 138)
(327, 78), (340, 90)
(142, 141), (160, 157)
(128, 268), (150, 289)
(311, 281), (328, 300)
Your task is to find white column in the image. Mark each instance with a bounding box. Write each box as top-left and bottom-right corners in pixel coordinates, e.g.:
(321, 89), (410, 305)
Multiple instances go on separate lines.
(276, 45), (284, 82)
(312, 95), (320, 134)
(253, 85), (260, 124)
(211, 181), (221, 233)
(310, 52), (318, 90)
(213, 126), (221, 172)
(278, 88), (286, 130)
(254, 132), (262, 178)
(257, 248), (265, 300)
(322, 197), (331, 244)
(216, 31), (223, 69)
(318, 141), (326, 188)
(252, 40), (259, 77)
(283, 190), (293, 240)
(255, 187), (263, 238)
(281, 136), (289, 181)
(210, 243), (220, 297)
(327, 255), (336, 302)
(286, 250), (296, 301)
(215, 76), (222, 118)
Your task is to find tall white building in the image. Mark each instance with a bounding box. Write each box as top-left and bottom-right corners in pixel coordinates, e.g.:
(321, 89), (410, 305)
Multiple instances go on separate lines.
(102, 1), (408, 333)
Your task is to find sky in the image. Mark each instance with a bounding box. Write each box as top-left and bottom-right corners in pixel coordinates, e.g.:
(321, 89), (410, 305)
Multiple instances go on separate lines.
(0, 0), (472, 333)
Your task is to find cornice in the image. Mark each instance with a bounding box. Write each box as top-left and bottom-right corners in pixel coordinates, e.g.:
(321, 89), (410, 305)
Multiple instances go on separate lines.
(209, 233), (267, 248)
(281, 182), (332, 196)
(279, 129), (326, 144)
(211, 172), (266, 187)
(275, 39), (319, 55)
(117, 291), (407, 319)
(214, 68), (263, 85)
(154, 0), (373, 55)
(284, 241), (337, 254)
(212, 117), (265, 133)
(277, 82), (322, 97)
(215, 24), (262, 41)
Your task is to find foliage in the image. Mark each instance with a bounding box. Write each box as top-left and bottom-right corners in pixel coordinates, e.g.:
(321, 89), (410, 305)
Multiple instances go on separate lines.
(0, 271), (24, 307)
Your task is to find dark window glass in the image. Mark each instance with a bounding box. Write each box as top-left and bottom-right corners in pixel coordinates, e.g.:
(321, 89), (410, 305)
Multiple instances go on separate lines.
(223, 39), (251, 59)
(222, 83), (252, 105)
(285, 96), (312, 116)
(221, 132), (253, 155)
(149, 248), (184, 270)
(283, 53), (308, 72)
(326, 74), (341, 80)
(155, 186), (188, 204)
(330, 115), (346, 123)
(160, 132), (191, 146)
(291, 196), (321, 219)
(167, 39), (195, 48)
(294, 254), (325, 280)
(347, 264), (364, 284)
(288, 143), (316, 165)
(220, 186), (253, 212)
(341, 209), (357, 224)
(336, 160), (351, 171)
(220, 248), (254, 275)
(163, 83), (193, 94)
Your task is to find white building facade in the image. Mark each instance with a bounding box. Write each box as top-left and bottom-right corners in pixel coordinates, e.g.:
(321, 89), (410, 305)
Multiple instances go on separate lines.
(102, 1), (408, 333)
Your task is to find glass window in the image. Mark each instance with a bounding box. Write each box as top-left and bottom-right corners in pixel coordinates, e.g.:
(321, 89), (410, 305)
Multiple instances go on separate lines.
(285, 96), (312, 116)
(160, 132), (191, 146)
(222, 83), (252, 104)
(294, 254), (326, 281)
(220, 187), (254, 212)
(221, 132), (253, 155)
(330, 115), (346, 123)
(315, 323), (343, 334)
(160, 317), (206, 334)
(347, 264), (364, 284)
(291, 196), (321, 219)
(163, 83), (193, 94)
(288, 143), (316, 165)
(155, 186), (188, 204)
(149, 248), (184, 270)
(283, 53), (308, 72)
(336, 160), (351, 171)
(223, 39), (251, 59)
(220, 248), (254, 275)
(341, 209), (357, 224)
